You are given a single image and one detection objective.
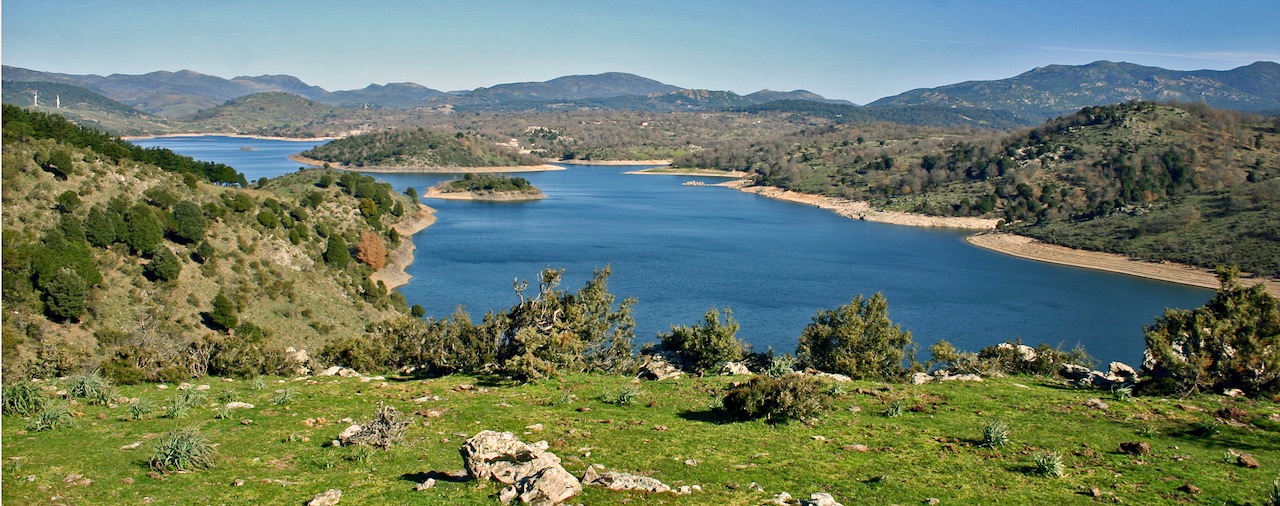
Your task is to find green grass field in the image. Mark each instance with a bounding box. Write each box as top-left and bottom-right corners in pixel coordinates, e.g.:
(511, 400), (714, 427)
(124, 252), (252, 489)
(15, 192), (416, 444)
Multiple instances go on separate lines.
(4, 373), (1278, 505)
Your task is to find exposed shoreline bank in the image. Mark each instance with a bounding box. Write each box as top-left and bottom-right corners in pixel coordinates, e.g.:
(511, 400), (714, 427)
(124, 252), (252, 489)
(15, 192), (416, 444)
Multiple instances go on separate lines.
(370, 203), (437, 290)
(717, 179), (999, 230)
(555, 159), (672, 166)
(967, 233), (1279, 297)
(123, 132), (339, 142)
(624, 167), (749, 178)
(713, 179), (1280, 294)
(288, 154), (564, 173)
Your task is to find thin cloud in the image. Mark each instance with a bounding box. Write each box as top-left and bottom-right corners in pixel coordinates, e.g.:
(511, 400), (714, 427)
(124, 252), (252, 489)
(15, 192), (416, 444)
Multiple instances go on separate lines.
(1041, 46), (1280, 63)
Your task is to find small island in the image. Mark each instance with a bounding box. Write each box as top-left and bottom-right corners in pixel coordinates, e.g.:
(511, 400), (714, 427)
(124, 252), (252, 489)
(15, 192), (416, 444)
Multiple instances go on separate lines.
(424, 173), (546, 201)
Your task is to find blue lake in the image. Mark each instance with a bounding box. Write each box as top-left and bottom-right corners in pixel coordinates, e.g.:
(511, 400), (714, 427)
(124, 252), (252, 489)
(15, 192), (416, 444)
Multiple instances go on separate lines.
(133, 136), (1214, 366)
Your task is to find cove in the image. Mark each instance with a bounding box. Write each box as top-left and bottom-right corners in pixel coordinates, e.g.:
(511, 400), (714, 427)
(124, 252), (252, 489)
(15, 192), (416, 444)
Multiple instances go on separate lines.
(133, 136), (1214, 366)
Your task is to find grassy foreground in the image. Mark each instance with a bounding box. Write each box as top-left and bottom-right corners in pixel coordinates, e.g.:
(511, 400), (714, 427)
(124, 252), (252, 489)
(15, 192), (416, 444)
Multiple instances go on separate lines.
(3, 373), (1278, 505)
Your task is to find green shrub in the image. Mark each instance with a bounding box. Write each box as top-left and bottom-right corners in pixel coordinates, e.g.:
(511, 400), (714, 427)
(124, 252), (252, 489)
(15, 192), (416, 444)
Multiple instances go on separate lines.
(1140, 267), (1280, 397)
(103, 358), (147, 385)
(149, 427), (217, 472)
(722, 375), (830, 424)
(2, 383), (47, 416)
(319, 334), (390, 373)
(796, 293), (916, 381)
(658, 308), (746, 372)
(25, 403), (73, 432)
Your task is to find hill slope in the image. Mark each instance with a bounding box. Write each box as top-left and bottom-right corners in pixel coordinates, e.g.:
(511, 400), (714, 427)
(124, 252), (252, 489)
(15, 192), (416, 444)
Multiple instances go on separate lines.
(1, 105), (418, 380)
(0, 81), (172, 135)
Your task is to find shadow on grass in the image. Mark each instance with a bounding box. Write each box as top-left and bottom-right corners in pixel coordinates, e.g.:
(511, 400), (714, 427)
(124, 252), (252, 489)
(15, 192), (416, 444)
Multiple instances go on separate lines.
(677, 408), (737, 425)
(399, 470), (471, 484)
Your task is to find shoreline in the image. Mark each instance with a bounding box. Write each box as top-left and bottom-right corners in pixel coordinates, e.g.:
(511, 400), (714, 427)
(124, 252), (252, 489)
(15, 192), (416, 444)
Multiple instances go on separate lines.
(288, 154), (565, 173)
(624, 168), (749, 178)
(967, 233), (1280, 297)
(123, 132), (340, 142)
(717, 179), (1000, 230)
(555, 159), (672, 166)
(369, 203), (437, 290)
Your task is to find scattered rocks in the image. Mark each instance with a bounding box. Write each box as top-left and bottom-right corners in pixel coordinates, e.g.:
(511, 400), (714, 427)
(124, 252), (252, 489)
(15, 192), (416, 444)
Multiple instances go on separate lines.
(810, 371), (852, 382)
(1233, 450), (1260, 468)
(121, 477), (134, 485)
(1119, 442), (1151, 455)
(937, 373), (983, 382)
(1108, 362), (1137, 379)
(1223, 388), (1246, 397)
(1085, 398), (1109, 410)
(582, 466), (671, 494)
(769, 492), (793, 505)
(232, 479), (245, 487)
(307, 489), (342, 506)
(415, 478), (436, 491)
(804, 492), (844, 506)
(1179, 483), (1201, 494)
(843, 444), (870, 452)
(225, 402), (255, 410)
(460, 430), (580, 505)
(910, 372), (933, 385)
(1060, 364), (1091, 380)
(334, 424), (362, 447)
(285, 347), (311, 376)
(924, 498), (941, 505)
(120, 441), (142, 450)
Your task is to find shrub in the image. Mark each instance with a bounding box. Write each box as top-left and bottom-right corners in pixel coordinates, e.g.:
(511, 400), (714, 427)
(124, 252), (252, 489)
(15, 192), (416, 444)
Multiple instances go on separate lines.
(2, 383), (47, 416)
(149, 427), (217, 472)
(345, 402), (410, 450)
(722, 375), (829, 424)
(1140, 267), (1280, 397)
(319, 334), (391, 374)
(208, 293), (239, 332)
(658, 308), (746, 372)
(796, 293), (916, 381)
(25, 403), (73, 432)
(981, 418), (1010, 448)
(103, 358), (147, 385)
(145, 247), (182, 282)
(324, 234), (350, 268)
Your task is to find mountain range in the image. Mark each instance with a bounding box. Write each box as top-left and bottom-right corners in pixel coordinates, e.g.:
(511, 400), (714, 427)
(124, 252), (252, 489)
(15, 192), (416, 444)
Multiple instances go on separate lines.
(3, 60), (1276, 128)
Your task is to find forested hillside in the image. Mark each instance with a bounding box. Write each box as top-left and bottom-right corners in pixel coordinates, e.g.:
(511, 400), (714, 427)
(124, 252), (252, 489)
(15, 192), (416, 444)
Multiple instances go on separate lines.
(675, 102), (1280, 276)
(299, 128), (545, 168)
(1, 105), (417, 381)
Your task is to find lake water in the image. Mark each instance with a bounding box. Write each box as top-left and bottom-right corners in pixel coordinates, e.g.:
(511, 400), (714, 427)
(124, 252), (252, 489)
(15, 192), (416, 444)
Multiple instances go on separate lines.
(133, 136), (1214, 366)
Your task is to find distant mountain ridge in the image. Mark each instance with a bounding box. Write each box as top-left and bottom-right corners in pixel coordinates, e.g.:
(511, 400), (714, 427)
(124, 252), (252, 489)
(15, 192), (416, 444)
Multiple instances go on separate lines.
(870, 60), (1280, 121)
(2, 66), (848, 117)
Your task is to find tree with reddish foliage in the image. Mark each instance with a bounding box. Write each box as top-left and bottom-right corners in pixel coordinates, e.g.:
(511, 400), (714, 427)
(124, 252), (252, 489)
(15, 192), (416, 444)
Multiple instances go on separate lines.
(356, 230), (386, 270)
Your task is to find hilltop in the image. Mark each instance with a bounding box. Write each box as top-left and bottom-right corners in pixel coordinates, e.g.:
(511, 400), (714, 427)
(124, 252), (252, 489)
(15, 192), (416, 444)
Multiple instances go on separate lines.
(297, 128), (546, 170)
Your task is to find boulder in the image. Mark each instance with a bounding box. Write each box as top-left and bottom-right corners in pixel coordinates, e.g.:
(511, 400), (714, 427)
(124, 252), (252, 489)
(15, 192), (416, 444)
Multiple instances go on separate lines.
(910, 372), (933, 385)
(638, 353), (683, 381)
(334, 424), (362, 446)
(286, 347), (311, 375)
(1119, 442), (1151, 455)
(307, 489), (342, 506)
(803, 492), (845, 506)
(1060, 364), (1091, 380)
(225, 402), (255, 410)
(461, 431), (580, 505)
(720, 361), (752, 376)
(582, 466), (671, 493)
(1108, 362), (1137, 379)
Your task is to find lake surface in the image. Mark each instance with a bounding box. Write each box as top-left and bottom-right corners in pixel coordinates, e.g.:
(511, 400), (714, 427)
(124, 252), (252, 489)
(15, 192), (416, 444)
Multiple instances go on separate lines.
(133, 136), (1214, 366)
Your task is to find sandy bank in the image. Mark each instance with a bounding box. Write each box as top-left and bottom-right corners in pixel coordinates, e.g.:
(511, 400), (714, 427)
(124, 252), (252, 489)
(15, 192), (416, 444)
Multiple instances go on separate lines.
(289, 154), (564, 173)
(123, 133), (339, 142)
(967, 233), (1279, 297)
(719, 180), (1000, 230)
(624, 168), (750, 178)
(555, 159), (673, 166)
(423, 187), (546, 201)
(370, 203), (437, 290)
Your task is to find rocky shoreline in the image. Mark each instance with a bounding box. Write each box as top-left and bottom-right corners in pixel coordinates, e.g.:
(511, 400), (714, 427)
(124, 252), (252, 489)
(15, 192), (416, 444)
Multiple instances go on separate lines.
(369, 203), (437, 290)
(288, 154), (564, 174)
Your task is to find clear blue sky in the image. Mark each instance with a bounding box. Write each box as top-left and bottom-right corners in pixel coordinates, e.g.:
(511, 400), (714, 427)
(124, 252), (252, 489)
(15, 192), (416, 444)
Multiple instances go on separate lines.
(3, 0), (1277, 104)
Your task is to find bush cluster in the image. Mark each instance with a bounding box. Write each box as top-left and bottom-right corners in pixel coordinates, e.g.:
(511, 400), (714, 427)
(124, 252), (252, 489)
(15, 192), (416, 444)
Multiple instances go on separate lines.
(657, 308), (746, 373)
(721, 375), (830, 424)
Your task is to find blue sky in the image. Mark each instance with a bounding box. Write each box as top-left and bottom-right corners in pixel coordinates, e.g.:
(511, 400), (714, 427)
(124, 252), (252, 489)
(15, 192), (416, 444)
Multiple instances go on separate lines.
(3, 0), (1277, 104)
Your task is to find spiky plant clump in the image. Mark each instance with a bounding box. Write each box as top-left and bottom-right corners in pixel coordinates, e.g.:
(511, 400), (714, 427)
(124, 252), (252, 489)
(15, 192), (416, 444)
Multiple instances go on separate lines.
(1033, 452), (1065, 477)
(68, 371), (115, 405)
(981, 418), (1010, 448)
(25, 403), (73, 432)
(1267, 477), (1280, 506)
(601, 384), (641, 406)
(148, 427), (218, 472)
(129, 398), (155, 420)
(2, 384), (47, 416)
(766, 354), (797, 378)
(271, 387), (297, 405)
(885, 401), (905, 418)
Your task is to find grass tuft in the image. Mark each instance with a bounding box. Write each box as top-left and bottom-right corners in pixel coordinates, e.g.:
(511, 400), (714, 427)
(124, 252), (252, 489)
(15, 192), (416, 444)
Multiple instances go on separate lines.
(981, 418), (1010, 448)
(2, 383), (47, 416)
(24, 402), (73, 432)
(1032, 452), (1065, 478)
